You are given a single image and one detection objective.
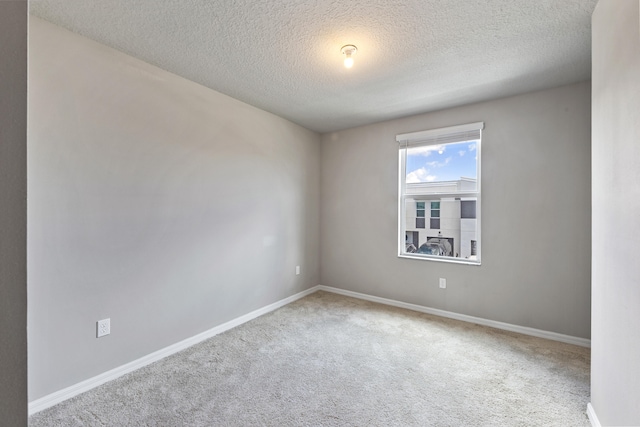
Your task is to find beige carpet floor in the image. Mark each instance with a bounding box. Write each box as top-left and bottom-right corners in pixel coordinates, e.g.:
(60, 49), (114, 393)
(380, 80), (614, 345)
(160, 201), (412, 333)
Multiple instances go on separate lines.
(29, 291), (591, 426)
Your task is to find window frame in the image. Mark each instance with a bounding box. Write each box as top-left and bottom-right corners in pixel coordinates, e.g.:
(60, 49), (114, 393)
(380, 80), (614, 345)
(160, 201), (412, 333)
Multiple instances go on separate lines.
(397, 122), (483, 265)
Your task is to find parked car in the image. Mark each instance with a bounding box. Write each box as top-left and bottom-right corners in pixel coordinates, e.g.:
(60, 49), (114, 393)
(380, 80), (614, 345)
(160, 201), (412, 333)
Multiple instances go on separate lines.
(416, 238), (452, 257)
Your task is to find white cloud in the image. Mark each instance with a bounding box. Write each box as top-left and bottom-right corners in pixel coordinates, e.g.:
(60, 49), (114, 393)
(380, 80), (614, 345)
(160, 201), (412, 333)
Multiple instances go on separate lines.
(408, 145), (446, 156)
(427, 156), (452, 168)
(406, 167), (437, 183)
(458, 150), (466, 156)
(468, 143), (477, 151)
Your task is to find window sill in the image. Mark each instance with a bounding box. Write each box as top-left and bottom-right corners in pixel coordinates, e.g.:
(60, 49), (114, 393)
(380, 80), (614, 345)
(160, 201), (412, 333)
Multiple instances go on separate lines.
(398, 253), (481, 266)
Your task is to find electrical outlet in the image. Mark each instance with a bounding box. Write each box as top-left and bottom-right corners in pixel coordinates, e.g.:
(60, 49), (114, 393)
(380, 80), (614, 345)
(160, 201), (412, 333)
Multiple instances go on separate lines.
(439, 278), (446, 289)
(97, 318), (110, 338)
(295, 265), (301, 275)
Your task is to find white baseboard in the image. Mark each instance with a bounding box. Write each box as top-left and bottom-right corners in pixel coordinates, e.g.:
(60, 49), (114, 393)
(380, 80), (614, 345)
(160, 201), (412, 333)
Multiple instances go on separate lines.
(316, 285), (591, 348)
(30, 283), (590, 415)
(587, 403), (601, 427)
(28, 286), (320, 415)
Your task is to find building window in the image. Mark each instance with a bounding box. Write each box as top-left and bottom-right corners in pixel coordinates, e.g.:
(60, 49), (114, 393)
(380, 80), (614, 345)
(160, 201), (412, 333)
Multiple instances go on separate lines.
(430, 201), (440, 229)
(460, 200), (476, 219)
(397, 122), (483, 264)
(416, 202), (425, 228)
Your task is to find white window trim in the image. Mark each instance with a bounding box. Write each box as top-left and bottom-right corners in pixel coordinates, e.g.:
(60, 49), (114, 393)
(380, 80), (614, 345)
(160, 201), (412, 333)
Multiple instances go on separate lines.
(397, 122), (483, 265)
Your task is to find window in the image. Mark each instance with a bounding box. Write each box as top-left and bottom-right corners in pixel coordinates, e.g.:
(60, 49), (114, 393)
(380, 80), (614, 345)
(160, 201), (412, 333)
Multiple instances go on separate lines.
(460, 200), (476, 219)
(416, 202), (425, 228)
(430, 201), (440, 229)
(397, 122), (483, 263)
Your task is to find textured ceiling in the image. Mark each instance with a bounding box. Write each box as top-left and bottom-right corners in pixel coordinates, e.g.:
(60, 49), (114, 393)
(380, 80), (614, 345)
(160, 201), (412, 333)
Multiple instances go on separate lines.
(29, 0), (598, 133)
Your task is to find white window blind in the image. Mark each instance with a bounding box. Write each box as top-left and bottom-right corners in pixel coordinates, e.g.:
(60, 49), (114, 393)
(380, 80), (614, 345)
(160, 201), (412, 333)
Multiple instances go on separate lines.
(396, 122), (484, 147)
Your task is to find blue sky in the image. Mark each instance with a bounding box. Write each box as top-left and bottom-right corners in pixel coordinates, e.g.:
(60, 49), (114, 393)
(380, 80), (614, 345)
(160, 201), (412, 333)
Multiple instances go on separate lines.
(405, 140), (478, 183)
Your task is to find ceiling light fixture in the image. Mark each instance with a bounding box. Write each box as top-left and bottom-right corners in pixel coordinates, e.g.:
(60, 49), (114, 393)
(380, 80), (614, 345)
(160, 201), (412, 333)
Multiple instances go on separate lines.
(341, 45), (357, 69)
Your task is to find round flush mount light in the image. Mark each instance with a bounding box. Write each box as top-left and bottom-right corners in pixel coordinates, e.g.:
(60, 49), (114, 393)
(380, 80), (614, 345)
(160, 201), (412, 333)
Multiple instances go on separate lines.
(341, 44), (358, 69)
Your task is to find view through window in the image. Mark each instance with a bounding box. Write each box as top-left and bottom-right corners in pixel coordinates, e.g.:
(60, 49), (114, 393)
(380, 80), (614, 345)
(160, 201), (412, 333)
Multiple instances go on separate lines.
(397, 122), (483, 263)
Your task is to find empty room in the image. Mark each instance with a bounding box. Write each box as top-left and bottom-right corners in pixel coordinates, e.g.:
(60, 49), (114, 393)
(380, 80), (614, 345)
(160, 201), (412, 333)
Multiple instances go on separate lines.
(1, 0), (639, 426)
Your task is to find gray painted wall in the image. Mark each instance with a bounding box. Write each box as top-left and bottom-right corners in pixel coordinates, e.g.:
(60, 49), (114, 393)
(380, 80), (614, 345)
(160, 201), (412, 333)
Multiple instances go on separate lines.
(591, 0), (640, 424)
(0, 1), (28, 424)
(321, 82), (591, 339)
(28, 18), (320, 401)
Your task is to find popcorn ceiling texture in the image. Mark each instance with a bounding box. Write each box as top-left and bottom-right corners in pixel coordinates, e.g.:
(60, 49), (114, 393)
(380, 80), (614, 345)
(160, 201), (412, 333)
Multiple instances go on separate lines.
(30, 0), (597, 133)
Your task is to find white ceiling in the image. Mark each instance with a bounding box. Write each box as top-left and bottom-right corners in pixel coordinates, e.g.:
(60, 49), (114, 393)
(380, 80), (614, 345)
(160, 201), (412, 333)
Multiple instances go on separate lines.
(29, 0), (598, 133)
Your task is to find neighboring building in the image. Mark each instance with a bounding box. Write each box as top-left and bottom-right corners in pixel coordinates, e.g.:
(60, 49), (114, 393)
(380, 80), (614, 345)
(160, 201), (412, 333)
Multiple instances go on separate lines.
(405, 178), (477, 260)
